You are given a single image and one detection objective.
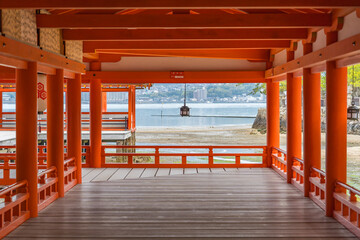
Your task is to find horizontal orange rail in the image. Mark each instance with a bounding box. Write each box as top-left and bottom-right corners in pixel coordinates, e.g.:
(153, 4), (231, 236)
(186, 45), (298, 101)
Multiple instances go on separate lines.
(291, 157), (304, 192)
(0, 145), (89, 185)
(64, 157), (77, 193)
(271, 147), (287, 179)
(37, 167), (58, 212)
(102, 145), (267, 168)
(0, 112), (129, 131)
(0, 180), (30, 239)
(333, 181), (360, 238)
(309, 167), (326, 210)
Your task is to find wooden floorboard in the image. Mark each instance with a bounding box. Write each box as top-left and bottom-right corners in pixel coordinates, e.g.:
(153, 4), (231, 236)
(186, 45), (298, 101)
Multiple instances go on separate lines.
(170, 168), (183, 175)
(5, 168), (357, 239)
(91, 168), (118, 182)
(197, 168), (211, 174)
(108, 168), (132, 181)
(140, 168), (158, 178)
(156, 168), (170, 176)
(125, 168), (145, 179)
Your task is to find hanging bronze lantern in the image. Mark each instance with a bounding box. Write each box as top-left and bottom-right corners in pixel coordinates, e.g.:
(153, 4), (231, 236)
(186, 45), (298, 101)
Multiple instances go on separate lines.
(180, 83), (190, 117)
(348, 101), (359, 121)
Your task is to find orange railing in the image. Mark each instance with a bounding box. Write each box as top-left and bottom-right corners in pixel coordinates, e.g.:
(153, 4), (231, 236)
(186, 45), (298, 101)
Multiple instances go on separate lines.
(0, 145), (90, 185)
(291, 157), (304, 192)
(37, 167), (58, 212)
(64, 157), (77, 193)
(309, 167), (326, 210)
(271, 147), (287, 179)
(0, 112), (129, 131)
(101, 145), (267, 168)
(333, 181), (360, 237)
(0, 180), (30, 239)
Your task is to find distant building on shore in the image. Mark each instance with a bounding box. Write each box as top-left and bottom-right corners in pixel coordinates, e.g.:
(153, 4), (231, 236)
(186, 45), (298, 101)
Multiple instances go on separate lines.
(193, 87), (207, 101)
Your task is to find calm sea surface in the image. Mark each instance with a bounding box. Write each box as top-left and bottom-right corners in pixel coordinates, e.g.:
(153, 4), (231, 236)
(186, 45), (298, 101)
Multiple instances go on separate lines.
(3, 102), (265, 128)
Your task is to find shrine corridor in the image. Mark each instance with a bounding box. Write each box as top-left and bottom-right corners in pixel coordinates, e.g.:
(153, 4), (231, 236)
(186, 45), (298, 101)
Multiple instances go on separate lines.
(6, 168), (355, 239)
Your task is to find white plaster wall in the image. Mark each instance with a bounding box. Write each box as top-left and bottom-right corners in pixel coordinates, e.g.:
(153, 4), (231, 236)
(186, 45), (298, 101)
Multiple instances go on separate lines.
(339, 11), (360, 41)
(294, 41), (304, 59)
(313, 29), (326, 52)
(100, 57), (266, 71)
(273, 50), (287, 67)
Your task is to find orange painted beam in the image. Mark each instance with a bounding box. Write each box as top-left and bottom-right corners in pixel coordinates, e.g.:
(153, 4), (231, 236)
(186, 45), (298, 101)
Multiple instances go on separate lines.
(0, 35), (85, 73)
(84, 71), (265, 84)
(3, 0), (359, 9)
(63, 28), (308, 41)
(0, 66), (15, 80)
(83, 40), (291, 52)
(265, 32), (360, 79)
(16, 62), (38, 217)
(37, 14), (331, 29)
(47, 69), (65, 198)
(83, 53), (122, 63)
(94, 49), (269, 60)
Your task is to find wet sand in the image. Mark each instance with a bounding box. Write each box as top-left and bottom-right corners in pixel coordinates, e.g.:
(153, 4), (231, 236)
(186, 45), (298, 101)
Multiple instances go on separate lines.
(136, 125), (360, 188)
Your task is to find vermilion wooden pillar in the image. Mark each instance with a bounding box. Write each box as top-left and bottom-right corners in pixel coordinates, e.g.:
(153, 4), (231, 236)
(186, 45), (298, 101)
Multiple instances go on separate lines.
(266, 80), (280, 167)
(128, 88), (133, 130)
(102, 92), (107, 112)
(325, 31), (348, 216)
(16, 62), (38, 217)
(90, 62), (102, 168)
(0, 91), (3, 128)
(67, 73), (82, 183)
(47, 69), (65, 197)
(286, 50), (302, 184)
(303, 43), (321, 197)
(131, 86), (136, 130)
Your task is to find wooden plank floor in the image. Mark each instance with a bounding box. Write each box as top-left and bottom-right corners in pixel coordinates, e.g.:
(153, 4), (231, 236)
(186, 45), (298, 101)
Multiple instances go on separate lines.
(6, 168), (357, 239)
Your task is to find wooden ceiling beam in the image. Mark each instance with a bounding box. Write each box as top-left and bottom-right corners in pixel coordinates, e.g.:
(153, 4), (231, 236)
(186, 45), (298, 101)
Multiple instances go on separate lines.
(2, 0), (360, 9)
(92, 49), (270, 60)
(265, 32), (360, 79)
(37, 14), (332, 29)
(84, 71), (266, 84)
(83, 40), (291, 52)
(63, 28), (308, 41)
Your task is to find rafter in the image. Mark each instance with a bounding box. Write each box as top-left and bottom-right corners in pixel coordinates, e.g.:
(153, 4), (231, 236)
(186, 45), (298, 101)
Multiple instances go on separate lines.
(83, 40), (290, 53)
(63, 29), (308, 41)
(2, 0), (360, 9)
(36, 14), (332, 29)
(89, 49), (270, 60)
(83, 71), (265, 84)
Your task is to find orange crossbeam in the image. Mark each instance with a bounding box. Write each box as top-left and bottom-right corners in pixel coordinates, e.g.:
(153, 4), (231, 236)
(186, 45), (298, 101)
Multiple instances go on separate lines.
(83, 40), (290, 52)
(37, 14), (332, 29)
(84, 71), (265, 84)
(63, 28), (309, 41)
(2, 0), (359, 9)
(93, 49), (269, 60)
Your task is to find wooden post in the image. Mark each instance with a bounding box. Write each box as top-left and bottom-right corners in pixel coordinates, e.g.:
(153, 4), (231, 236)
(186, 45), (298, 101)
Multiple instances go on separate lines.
(303, 42), (321, 197)
(266, 80), (280, 167)
(16, 62), (38, 217)
(47, 69), (65, 197)
(132, 86), (136, 130)
(90, 62), (102, 168)
(0, 91), (2, 128)
(128, 88), (133, 130)
(67, 73), (82, 183)
(286, 50), (302, 184)
(325, 31), (347, 217)
(102, 92), (107, 112)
